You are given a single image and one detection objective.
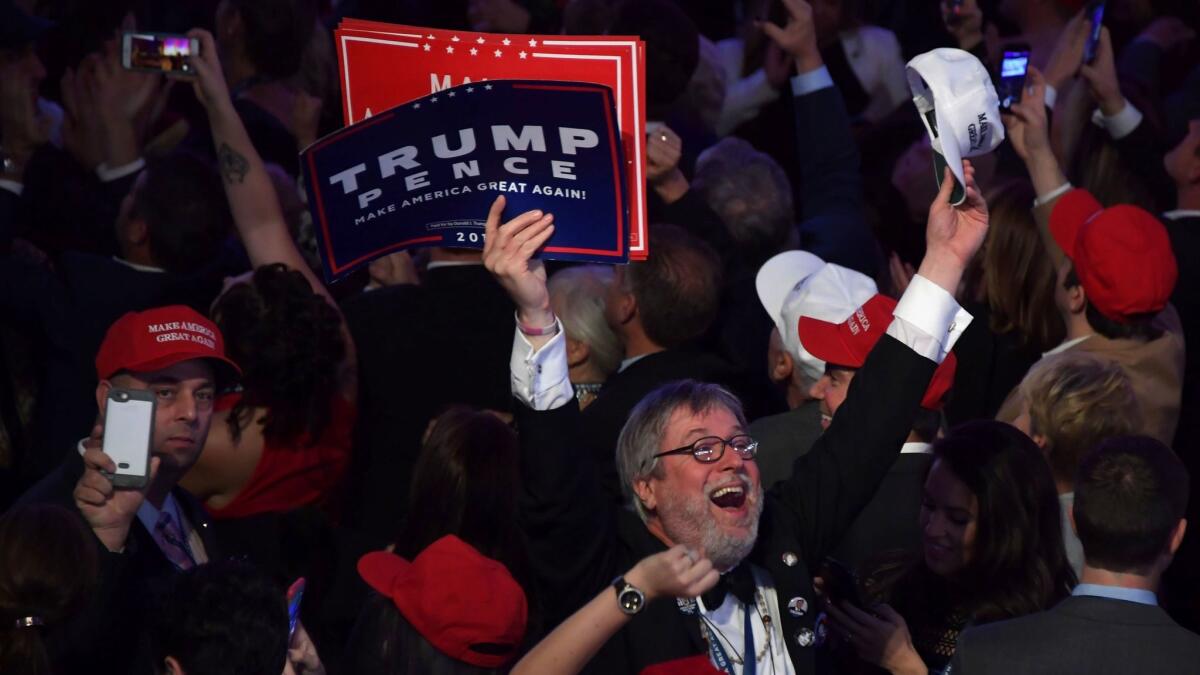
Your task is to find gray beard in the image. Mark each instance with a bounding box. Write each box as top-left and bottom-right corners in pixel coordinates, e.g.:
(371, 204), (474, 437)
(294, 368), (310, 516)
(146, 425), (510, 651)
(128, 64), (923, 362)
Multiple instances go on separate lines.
(660, 483), (764, 571)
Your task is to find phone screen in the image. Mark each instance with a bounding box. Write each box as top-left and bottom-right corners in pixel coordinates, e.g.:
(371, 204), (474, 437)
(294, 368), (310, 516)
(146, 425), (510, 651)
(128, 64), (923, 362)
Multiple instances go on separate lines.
(102, 389), (155, 488)
(1084, 1), (1105, 63)
(998, 51), (1030, 109)
(287, 578), (306, 639)
(124, 32), (197, 74)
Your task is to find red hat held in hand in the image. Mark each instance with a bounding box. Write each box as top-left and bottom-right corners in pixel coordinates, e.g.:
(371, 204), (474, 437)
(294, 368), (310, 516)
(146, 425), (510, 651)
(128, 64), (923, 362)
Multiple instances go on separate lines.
(797, 294), (957, 410)
(357, 535), (528, 669)
(1049, 189), (1178, 324)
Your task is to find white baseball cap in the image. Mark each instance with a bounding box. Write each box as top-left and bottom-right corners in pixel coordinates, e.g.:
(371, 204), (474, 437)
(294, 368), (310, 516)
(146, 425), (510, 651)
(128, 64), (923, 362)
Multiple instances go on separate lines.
(906, 48), (1004, 205)
(756, 252), (877, 382)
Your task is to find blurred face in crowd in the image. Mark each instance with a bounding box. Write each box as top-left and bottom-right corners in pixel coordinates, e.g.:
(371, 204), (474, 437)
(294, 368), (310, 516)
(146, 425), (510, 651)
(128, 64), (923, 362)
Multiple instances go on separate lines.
(97, 360), (216, 475)
(0, 42), (46, 105)
(809, 365), (856, 430)
(636, 404), (764, 571)
(1164, 120), (1200, 189)
(920, 459), (979, 576)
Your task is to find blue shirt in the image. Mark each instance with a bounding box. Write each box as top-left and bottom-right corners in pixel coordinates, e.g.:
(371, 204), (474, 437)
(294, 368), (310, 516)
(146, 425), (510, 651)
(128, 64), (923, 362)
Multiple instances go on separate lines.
(1072, 583), (1158, 606)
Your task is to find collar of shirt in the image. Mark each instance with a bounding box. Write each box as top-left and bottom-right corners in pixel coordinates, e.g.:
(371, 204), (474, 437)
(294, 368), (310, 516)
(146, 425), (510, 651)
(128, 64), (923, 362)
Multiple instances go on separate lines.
(1072, 583), (1158, 606)
(618, 353), (651, 373)
(900, 442), (932, 454)
(1043, 334), (1094, 358)
(696, 564), (795, 675)
(1163, 210), (1200, 221)
(136, 492), (184, 536)
(112, 256), (167, 274)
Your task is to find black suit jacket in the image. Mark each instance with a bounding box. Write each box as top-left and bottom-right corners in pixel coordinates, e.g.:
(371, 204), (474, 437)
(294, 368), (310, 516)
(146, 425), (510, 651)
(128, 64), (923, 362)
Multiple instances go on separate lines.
(951, 595), (1200, 675)
(16, 449), (219, 675)
(831, 451), (932, 571)
(518, 335), (936, 674)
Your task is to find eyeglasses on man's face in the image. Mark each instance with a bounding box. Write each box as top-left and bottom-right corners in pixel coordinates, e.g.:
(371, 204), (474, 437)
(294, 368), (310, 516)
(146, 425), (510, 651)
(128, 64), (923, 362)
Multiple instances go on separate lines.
(653, 435), (759, 464)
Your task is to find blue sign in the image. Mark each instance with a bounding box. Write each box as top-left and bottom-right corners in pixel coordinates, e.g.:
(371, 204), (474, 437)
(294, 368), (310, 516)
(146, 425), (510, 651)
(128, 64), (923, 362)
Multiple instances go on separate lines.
(302, 79), (629, 282)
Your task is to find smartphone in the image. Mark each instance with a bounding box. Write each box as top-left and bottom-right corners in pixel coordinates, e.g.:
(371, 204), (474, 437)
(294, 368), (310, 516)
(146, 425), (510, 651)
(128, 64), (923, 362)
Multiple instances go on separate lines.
(820, 557), (865, 608)
(997, 48), (1030, 110)
(121, 31), (199, 75)
(1083, 0), (1105, 64)
(101, 388), (156, 489)
(287, 578), (306, 639)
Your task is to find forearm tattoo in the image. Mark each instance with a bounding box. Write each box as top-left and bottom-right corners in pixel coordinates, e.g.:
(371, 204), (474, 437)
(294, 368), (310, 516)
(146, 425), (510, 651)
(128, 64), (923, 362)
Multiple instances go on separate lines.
(217, 142), (249, 185)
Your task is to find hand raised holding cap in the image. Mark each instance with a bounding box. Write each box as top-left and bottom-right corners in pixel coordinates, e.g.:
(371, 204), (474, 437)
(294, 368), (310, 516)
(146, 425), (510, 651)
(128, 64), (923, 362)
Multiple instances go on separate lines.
(624, 545), (719, 602)
(482, 195), (555, 327)
(1079, 27), (1123, 116)
(73, 421), (161, 553)
(919, 159), (988, 293)
(757, 0), (821, 74)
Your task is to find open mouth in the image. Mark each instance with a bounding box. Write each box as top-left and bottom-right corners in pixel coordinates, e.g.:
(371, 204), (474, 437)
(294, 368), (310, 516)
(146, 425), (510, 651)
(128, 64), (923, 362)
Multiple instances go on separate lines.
(710, 485), (747, 509)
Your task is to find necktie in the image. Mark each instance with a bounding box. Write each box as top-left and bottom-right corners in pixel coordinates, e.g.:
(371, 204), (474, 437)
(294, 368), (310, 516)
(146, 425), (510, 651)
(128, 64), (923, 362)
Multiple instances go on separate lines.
(155, 510), (196, 570)
(700, 563), (757, 612)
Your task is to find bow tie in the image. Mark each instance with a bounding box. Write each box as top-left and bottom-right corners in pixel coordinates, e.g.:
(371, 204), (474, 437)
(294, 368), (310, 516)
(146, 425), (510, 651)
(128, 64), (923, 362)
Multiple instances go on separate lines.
(700, 563), (757, 611)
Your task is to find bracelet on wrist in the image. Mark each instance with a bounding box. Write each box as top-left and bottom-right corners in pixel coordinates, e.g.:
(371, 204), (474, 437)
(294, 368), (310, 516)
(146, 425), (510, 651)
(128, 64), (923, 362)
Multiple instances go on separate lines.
(516, 311), (559, 337)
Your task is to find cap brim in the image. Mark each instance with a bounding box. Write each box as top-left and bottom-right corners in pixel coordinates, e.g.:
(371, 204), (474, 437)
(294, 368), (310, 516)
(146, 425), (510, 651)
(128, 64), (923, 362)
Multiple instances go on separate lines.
(358, 551), (410, 598)
(755, 251), (824, 335)
(797, 315), (861, 369)
(928, 108), (966, 207)
(1048, 188), (1103, 260)
(119, 353), (242, 388)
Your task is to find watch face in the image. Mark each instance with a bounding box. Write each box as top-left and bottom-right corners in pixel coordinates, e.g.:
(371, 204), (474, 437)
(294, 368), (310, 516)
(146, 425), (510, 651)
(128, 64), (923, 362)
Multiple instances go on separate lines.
(619, 587), (644, 613)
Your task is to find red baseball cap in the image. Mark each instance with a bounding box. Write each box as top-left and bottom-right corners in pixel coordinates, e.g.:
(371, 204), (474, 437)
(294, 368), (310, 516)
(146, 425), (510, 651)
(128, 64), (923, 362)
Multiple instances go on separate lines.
(797, 294), (957, 410)
(1049, 189), (1177, 323)
(94, 306), (240, 383)
(357, 535), (528, 669)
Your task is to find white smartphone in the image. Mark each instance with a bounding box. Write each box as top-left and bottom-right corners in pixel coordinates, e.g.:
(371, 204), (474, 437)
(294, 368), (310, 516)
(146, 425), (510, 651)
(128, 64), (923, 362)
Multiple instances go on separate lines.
(121, 31), (200, 76)
(101, 388), (156, 489)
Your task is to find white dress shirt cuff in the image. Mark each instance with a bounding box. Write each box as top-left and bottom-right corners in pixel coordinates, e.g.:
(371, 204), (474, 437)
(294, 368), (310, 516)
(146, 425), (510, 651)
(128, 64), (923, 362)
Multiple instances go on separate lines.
(96, 157), (146, 183)
(1090, 100), (1142, 140)
(790, 66), (834, 97)
(1043, 84), (1058, 110)
(1034, 182), (1073, 207)
(510, 322), (574, 411)
(0, 178), (22, 196)
(888, 274), (972, 362)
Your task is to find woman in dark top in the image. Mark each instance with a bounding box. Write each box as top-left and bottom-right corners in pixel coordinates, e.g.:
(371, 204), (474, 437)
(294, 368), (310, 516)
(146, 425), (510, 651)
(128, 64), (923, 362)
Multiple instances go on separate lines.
(826, 421), (1075, 675)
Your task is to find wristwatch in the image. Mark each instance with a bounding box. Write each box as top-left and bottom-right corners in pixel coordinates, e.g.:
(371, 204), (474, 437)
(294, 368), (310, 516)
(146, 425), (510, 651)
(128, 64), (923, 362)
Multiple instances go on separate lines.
(612, 576), (646, 615)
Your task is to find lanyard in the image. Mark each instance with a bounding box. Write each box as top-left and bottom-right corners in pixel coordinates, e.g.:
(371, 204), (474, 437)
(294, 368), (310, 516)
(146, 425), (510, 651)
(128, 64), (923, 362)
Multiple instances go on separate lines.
(704, 600), (757, 675)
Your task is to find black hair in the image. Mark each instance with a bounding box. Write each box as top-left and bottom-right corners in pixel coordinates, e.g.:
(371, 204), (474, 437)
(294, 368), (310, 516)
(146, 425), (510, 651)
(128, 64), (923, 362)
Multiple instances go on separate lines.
(1074, 435), (1189, 574)
(0, 505), (98, 675)
(930, 421), (1075, 622)
(227, 0), (317, 80)
(626, 224), (722, 350)
(132, 152), (232, 274)
(150, 559), (288, 675)
(212, 263), (345, 444)
(345, 593), (508, 675)
(1063, 260), (1162, 342)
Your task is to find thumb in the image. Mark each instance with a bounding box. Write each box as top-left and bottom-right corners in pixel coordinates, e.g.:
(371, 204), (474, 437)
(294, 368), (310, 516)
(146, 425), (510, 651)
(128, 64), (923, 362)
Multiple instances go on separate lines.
(873, 603), (903, 625)
(146, 456), (162, 486)
(934, 166), (956, 205)
(758, 20), (787, 46)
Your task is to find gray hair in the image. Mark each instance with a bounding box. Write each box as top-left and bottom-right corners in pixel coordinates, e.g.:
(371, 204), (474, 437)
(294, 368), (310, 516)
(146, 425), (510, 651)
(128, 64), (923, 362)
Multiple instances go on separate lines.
(692, 137), (796, 265)
(548, 266), (622, 379)
(616, 380), (747, 520)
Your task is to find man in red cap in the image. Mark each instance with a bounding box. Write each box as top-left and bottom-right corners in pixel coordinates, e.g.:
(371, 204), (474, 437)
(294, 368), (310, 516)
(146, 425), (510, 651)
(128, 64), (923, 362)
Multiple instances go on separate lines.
(1003, 70), (1184, 444)
(16, 304), (240, 675)
(799, 293), (958, 568)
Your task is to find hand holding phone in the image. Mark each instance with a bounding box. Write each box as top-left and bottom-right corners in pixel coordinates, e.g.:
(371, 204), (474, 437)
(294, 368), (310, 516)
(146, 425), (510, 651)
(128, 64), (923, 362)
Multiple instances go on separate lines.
(997, 48), (1031, 110)
(819, 557), (865, 609)
(101, 388), (155, 489)
(74, 418), (160, 553)
(287, 578), (306, 639)
(122, 31), (200, 76)
(1083, 1), (1106, 64)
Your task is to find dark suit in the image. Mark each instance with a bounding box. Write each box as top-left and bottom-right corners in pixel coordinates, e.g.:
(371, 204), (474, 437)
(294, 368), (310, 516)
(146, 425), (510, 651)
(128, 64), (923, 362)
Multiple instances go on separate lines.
(15, 449), (219, 675)
(831, 450), (932, 571)
(951, 594), (1200, 674)
(518, 334), (935, 674)
(747, 401), (823, 488)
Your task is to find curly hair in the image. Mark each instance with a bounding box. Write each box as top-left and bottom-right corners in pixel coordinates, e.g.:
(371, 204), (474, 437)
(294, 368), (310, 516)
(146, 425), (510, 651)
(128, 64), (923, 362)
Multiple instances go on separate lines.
(212, 263), (345, 444)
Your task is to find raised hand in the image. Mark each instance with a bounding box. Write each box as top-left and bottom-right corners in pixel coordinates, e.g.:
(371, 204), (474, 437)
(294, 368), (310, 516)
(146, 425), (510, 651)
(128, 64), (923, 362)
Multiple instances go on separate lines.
(757, 0), (821, 73)
(645, 125), (682, 185)
(73, 422), (161, 553)
(481, 195), (556, 327)
(918, 160), (988, 294)
(0, 60), (49, 176)
(624, 545), (719, 602)
(1042, 10), (1089, 91)
(1002, 65), (1051, 163)
(1078, 27), (1123, 116)
(183, 29), (234, 115)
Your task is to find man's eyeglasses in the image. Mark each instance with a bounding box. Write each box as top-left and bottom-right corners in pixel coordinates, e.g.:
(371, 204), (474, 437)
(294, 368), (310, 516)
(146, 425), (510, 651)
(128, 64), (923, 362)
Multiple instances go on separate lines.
(653, 435), (759, 463)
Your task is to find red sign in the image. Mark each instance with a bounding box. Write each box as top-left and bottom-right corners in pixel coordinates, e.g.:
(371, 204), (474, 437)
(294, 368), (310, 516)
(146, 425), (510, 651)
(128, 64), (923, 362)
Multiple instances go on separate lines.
(335, 20), (648, 259)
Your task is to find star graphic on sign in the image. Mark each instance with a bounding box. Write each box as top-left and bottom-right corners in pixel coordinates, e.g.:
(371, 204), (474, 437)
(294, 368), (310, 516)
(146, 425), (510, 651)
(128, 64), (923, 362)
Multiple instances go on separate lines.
(502, 38), (511, 46)
(493, 49), (502, 57)
(423, 43), (431, 51)
(519, 51), (527, 59)
(476, 37), (485, 44)
(446, 45), (454, 53)
(485, 84), (493, 90)
(467, 87), (475, 93)
(448, 91), (456, 97)
(426, 34), (435, 39)
(451, 35), (460, 42)
(413, 103), (421, 109)
(528, 39), (538, 47)
(469, 47), (478, 55)
(431, 96), (439, 102)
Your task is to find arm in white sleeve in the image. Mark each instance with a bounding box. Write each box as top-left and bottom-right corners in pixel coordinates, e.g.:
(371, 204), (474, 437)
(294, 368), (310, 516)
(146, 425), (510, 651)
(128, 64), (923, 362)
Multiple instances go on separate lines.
(886, 274), (973, 362)
(1090, 99), (1143, 140)
(96, 157), (146, 182)
(510, 321), (575, 410)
